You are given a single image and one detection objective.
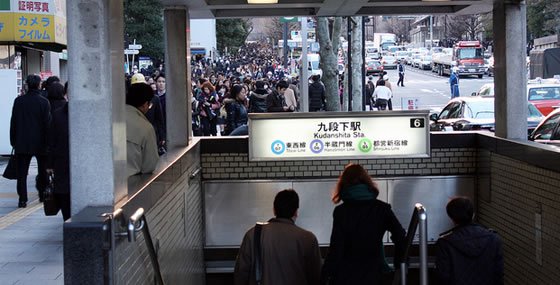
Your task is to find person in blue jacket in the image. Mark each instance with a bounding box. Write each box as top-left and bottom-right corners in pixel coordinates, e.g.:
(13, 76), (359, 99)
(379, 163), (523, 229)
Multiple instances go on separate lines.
(449, 67), (460, 98)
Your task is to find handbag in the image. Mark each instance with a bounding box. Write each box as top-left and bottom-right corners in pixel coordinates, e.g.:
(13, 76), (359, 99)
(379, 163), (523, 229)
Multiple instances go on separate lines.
(2, 149), (17, 180)
(43, 174), (59, 216)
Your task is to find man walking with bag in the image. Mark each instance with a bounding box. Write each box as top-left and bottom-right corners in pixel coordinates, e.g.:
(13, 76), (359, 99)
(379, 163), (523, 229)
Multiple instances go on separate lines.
(234, 189), (322, 285)
(10, 74), (51, 208)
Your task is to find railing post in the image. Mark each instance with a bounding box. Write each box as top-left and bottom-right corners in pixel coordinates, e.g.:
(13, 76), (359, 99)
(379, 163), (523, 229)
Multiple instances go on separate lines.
(417, 205), (428, 285)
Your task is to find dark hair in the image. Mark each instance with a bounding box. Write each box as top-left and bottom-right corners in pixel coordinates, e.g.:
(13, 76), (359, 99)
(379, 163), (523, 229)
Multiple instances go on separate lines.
(377, 80), (386, 86)
(230, 84), (244, 101)
(255, 80), (265, 89)
(45, 76), (60, 87)
(274, 189), (299, 219)
(446, 197), (474, 225)
(26, 74), (42, 90)
(276, 80), (289, 90)
(311, 74), (320, 82)
(64, 81), (68, 95)
(155, 74), (166, 82)
(47, 82), (65, 100)
(332, 163), (379, 203)
(126, 83), (154, 108)
(197, 78), (207, 85)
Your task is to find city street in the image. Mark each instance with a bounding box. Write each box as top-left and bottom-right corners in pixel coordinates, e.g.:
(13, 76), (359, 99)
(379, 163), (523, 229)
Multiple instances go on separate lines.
(381, 66), (494, 112)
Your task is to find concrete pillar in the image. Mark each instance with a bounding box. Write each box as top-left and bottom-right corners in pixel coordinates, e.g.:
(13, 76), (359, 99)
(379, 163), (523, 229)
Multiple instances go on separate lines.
(493, 0), (527, 139)
(164, 7), (191, 147)
(67, 0), (127, 214)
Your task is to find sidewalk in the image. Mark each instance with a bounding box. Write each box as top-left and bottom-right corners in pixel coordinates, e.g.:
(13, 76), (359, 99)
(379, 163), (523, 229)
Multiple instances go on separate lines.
(0, 157), (64, 285)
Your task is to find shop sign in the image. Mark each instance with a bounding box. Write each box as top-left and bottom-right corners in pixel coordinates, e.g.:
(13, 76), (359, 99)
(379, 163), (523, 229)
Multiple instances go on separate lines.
(0, 0), (66, 45)
(249, 111), (430, 161)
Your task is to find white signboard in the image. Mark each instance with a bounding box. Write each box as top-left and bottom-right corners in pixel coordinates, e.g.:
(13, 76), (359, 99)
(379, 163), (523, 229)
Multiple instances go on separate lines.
(249, 111), (430, 161)
(0, 69), (18, 155)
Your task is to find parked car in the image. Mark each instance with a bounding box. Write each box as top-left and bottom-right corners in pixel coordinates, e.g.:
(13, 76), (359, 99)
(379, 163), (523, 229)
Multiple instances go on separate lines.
(527, 84), (560, 116)
(411, 54), (422, 68)
(366, 60), (384, 75)
(470, 81), (560, 116)
(471, 83), (494, 97)
(418, 55), (432, 70)
(429, 97), (543, 134)
(381, 56), (398, 69)
(529, 107), (560, 146)
(395, 51), (410, 63)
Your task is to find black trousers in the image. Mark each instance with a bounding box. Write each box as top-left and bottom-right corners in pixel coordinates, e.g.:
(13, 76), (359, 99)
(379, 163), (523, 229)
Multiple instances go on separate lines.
(54, 193), (71, 221)
(397, 73), (404, 86)
(16, 154), (47, 202)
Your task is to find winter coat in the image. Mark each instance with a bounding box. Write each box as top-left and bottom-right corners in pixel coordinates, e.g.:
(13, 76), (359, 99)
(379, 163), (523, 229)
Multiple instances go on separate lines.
(234, 218), (322, 285)
(266, 90), (287, 112)
(47, 103), (69, 194)
(308, 81), (325, 111)
(225, 98), (248, 135)
(436, 223), (504, 285)
(322, 200), (406, 285)
(248, 88), (268, 113)
(10, 89), (51, 155)
(145, 95), (166, 144)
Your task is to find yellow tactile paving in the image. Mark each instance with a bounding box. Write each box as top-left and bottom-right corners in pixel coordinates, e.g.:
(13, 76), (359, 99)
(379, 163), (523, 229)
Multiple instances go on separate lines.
(0, 200), (42, 230)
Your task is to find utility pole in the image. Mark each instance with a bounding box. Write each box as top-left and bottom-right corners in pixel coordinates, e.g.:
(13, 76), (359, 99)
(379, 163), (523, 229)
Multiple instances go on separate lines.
(429, 16), (433, 50)
(283, 22), (289, 67)
(362, 16), (366, 111)
(347, 17), (352, 112)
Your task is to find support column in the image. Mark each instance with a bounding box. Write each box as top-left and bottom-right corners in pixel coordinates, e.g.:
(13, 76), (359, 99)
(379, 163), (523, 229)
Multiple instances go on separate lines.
(164, 7), (190, 147)
(493, 0), (527, 139)
(67, 0), (126, 214)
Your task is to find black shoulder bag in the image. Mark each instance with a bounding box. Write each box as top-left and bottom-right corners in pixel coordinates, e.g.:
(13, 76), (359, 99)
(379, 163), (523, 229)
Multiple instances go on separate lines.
(254, 222), (268, 285)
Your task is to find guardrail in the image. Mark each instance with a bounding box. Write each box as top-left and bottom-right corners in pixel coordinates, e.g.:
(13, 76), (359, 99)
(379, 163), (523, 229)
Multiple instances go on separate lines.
(103, 208), (165, 285)
(393, 203), (428, 285)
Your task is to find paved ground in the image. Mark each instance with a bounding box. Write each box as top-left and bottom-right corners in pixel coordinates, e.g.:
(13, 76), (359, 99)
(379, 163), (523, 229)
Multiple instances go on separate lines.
(0, 157), (64, 285)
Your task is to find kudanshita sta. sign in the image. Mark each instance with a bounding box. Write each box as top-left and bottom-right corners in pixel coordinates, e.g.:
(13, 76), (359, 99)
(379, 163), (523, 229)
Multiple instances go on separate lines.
(248, 111), (430, 161)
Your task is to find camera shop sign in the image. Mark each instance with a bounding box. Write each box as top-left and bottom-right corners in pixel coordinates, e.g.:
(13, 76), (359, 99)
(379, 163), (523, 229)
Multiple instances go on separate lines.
(249, 111), (430, 161)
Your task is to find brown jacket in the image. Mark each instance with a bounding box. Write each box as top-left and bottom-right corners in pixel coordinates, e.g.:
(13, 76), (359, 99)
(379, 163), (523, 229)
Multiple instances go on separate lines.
(234, 218), (322, 285)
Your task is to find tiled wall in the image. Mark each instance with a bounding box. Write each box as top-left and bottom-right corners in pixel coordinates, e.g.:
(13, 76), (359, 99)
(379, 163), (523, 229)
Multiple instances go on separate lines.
(478, 152), (560, 284)
(114, 147), (205, 285)
(201, 148), (478, 180)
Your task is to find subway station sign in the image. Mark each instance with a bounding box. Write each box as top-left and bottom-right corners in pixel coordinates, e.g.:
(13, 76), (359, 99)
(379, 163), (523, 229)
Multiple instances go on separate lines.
(0, 0), (66, 45)
(249, 111), (430, 161)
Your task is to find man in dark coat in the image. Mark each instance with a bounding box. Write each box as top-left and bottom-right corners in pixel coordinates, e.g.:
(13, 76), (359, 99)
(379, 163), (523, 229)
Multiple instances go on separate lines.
(308, 74), (325, 112)
(266, 80), (294, 112)
(436, 197), (504, 285)
(10, 74), (51, 208)
(234, 189), (322, 285)
(248, 80), (268, 113)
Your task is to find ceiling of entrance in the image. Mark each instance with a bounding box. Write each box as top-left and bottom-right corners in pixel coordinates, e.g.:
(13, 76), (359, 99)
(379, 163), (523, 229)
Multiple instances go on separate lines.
(161, 0), (493, 19)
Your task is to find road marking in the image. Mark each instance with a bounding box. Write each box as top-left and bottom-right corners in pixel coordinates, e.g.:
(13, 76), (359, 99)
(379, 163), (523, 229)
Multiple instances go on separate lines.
(0, 200), (42, 230)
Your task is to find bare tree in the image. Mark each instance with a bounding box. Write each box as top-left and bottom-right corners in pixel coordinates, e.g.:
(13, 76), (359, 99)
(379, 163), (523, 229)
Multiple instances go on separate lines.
(317, 17), (343, 111)
(386, 18), (411, 44)
(266, 18), (299, 47)
(445, 15), (486, 41)
(351, 16), (363, 111)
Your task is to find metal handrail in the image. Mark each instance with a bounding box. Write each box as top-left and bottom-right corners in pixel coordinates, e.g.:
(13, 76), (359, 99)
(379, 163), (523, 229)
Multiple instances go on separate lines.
(393, 203), (429, 285)
(108, 208), (165, 285)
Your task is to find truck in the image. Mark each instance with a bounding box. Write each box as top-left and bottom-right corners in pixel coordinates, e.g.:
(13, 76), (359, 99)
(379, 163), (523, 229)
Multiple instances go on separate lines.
(431, 41), (485, 78)
(372, 33), (397, 52)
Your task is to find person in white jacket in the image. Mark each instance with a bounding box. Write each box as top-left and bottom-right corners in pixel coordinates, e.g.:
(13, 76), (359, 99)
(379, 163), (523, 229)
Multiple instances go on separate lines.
(372, 80), (392, 110)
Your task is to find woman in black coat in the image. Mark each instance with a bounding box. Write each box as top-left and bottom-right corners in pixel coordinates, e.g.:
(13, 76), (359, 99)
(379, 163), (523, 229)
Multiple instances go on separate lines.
(224, 84), (248, 136)
(321, 164), (406, 285)
(46, 101), (70, 221)
(47, 82), (67, 117)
